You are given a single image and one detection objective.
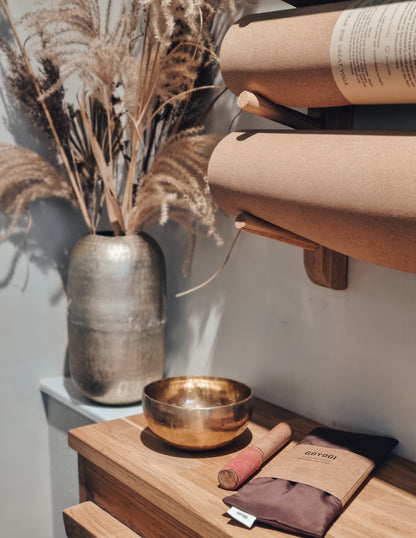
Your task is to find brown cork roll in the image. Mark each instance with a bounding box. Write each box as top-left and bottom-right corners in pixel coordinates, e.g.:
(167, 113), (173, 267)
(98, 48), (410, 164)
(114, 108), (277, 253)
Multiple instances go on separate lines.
(220, 2), (351, 108)
(207, 130), (416, 274)
(221, 0), (416, 108)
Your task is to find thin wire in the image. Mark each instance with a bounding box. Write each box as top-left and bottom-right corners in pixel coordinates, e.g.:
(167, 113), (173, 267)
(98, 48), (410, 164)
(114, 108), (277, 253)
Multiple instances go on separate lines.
(175, 230), (241, 298)
(228, 109), (242, 134)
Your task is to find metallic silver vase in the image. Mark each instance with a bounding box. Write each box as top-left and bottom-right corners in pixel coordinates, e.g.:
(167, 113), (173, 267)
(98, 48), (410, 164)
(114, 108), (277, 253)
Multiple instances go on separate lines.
(67, 233), (166, 405)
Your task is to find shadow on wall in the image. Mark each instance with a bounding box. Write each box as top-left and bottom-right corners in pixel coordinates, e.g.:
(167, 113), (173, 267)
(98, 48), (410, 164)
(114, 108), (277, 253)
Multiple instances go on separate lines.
(150, 210), (301, 379)
(0, 36), (88, 298)
(149, 208), (303, 380)
(146, 218), (230, 377)
(0, 200), (87, 297)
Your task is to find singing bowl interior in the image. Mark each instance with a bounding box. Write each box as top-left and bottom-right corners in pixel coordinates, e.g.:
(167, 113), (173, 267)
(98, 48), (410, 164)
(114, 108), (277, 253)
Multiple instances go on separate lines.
(142, 376), (254, 450)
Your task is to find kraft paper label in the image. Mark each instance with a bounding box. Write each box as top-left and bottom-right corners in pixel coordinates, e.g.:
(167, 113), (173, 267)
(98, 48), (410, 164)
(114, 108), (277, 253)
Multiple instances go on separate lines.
(330, 0), (416, 103)
(268, 444), (374, 506)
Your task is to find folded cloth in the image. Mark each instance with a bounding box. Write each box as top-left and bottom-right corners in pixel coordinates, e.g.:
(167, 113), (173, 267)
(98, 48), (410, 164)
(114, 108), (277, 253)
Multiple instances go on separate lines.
(223, 427), (398, 537)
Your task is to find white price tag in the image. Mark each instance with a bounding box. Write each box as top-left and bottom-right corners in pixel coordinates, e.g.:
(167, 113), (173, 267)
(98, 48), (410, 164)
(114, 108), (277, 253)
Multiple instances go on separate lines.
(227, 506), (256, 528)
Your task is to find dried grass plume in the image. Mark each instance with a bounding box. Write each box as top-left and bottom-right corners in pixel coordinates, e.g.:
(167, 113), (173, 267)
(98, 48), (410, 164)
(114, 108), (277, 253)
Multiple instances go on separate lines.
(0, 0), (247, 264)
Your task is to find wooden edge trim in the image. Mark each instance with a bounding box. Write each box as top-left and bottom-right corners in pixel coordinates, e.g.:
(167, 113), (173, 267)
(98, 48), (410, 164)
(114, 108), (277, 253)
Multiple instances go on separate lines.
(285, 0), (346, 7)
(63, 501), (141, 537)
(236, 212), (319, 251)
(78, 454), (87, 504)
(238, 91), (323, 130)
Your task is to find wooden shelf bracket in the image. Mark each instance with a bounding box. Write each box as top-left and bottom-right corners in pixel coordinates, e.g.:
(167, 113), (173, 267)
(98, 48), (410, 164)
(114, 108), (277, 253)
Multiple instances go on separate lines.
(236, 212), (348, 291)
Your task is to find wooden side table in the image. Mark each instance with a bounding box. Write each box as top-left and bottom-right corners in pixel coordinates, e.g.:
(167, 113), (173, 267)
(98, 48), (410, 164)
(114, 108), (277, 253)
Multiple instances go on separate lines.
(65, 398), (416, 537)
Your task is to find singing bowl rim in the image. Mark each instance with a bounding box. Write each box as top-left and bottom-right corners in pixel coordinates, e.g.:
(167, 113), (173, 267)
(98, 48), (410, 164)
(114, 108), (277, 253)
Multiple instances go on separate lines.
(142, 375), (254, 410)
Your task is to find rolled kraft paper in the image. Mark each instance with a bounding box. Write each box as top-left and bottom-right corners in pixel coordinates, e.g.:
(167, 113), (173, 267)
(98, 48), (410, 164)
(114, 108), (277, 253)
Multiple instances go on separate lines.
(220, 0), (416, 107)
(218, 422), (292, 490)
(207, 130), (416, 273)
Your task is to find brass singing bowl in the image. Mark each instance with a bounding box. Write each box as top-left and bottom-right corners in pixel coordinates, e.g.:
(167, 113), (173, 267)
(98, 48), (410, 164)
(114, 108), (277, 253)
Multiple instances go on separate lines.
(142, 376), (254, 450)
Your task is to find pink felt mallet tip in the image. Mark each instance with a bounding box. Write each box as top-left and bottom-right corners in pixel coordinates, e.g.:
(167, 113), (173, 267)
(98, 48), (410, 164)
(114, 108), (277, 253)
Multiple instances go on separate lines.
(218, 422), (292, 489)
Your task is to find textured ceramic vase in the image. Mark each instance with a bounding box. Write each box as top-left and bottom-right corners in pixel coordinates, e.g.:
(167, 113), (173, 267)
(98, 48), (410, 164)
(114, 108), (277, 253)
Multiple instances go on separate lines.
(67, 232), (166, 405)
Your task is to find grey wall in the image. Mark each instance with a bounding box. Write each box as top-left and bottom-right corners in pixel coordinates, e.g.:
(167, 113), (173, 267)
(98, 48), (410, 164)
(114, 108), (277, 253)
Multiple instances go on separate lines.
(0, 2), (91, 536)
(1, 1), (416, 537)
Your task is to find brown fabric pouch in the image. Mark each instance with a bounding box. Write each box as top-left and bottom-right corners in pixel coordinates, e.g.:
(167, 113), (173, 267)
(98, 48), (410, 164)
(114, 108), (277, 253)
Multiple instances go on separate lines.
(223, 427), (397, 537)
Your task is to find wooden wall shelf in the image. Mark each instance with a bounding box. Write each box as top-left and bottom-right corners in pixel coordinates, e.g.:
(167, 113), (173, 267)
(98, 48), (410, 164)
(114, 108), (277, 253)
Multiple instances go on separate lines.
(301, 107), (352, 290)
(232, 102), (351, 291)
(208, 2), (416, 289)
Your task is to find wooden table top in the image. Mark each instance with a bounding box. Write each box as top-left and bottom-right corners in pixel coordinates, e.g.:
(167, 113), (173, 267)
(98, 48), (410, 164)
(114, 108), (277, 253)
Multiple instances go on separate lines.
(68, 398), (416, 537)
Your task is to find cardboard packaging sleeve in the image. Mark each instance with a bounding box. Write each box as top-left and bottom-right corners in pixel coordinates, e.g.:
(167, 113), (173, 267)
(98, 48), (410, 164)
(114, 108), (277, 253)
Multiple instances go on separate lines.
(207, 130), (416, 273)
(220, 0), (416, 107)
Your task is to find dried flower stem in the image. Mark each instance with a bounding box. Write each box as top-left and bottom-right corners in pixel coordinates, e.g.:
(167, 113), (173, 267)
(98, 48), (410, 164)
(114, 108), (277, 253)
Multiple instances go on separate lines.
(120, 8), (152, 220)
(176, 231), (241, 297)
(139, 85), (222, 139)
(0, 0), (92, 231)
(78, 102), (125, 234)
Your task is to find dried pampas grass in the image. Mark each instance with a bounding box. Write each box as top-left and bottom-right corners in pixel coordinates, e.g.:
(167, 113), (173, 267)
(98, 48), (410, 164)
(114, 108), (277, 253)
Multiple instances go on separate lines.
(127, 127), (223, 276)
(0, 143), (73, 239)
(128, 128), (221, 235)
(0, 0), (246, 252)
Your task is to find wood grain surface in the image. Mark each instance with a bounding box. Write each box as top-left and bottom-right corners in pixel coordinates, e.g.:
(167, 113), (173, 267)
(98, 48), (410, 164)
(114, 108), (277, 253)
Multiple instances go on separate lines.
(236, 212), (319, 251)
(68, 398), (416, 537)
(63, 501), (141, 537)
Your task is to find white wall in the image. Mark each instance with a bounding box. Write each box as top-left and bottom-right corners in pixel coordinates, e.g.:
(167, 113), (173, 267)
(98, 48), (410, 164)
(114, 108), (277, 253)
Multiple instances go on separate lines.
(1, 1), (416, 537)
(157, 99), (416, 464)
(0, 2), (87, 536)
(160, 219), (416, 457)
